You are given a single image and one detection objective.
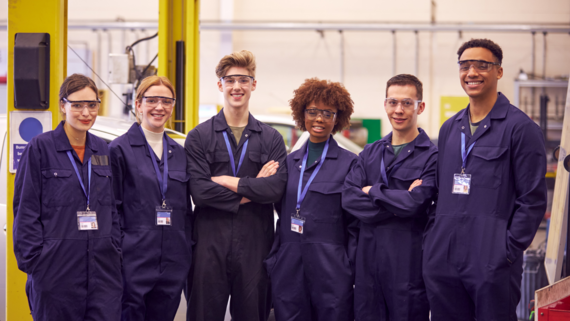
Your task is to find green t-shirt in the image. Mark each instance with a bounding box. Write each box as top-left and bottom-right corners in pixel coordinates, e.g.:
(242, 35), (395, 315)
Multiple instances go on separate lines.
(229, 125), (246, 144)
(307, 140), (326, 166)
(470, 120), (481, 135)
(468, 111), (481, 135)
(392, 143), (409, 157)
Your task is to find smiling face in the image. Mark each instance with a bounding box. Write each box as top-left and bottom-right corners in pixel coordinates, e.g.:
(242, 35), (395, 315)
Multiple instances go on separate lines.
(60, 86), (98, 134)
(385, 84), (425, 136)
(218, 66), (256, 111)
(136, 84), (174, 133)
(304, 101), (338, 143)
(459, 47), (503, 100)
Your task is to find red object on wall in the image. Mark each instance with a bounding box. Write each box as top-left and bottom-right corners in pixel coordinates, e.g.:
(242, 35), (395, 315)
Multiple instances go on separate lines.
(0, 75), (6, 84)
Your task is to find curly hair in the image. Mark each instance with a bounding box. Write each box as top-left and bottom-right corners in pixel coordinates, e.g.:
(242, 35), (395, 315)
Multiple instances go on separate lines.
(289, 78), (354, 133)
(457, 38), (503, 65)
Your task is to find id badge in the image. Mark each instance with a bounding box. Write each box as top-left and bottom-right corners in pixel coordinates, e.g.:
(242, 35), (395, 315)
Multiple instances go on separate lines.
(77, 211), (98, 230)
(156, 206), (172, 226)
(452, 173), (472, 195)
(291, 214), (306, 234)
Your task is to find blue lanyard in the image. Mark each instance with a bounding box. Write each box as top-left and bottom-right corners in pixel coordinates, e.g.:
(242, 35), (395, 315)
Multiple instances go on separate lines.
(222, 131), (249, 177)
(139, 126), (168, 206)
(380, 145), (403, 188)
(296, 138), (330, 214)
(67, 151), (92, 211)
(461, 132), (476, 174)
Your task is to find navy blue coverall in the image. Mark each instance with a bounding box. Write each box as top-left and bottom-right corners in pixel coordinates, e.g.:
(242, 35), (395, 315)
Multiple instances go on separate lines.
(423, 93), (547, 320)
(13, 121), (122, 321)
(265, 137), (358, 321)
(342, 128), (437, 321)
(185, 110), (287, 321)
(109, 123), (192, 321)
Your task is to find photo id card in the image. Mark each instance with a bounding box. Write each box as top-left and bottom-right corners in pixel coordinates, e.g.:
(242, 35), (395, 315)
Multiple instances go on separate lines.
(452, 173), (472, 195)
(156, 206), (172, 226)
(77, 211), (98, 230)
(291, 215), (305, 234)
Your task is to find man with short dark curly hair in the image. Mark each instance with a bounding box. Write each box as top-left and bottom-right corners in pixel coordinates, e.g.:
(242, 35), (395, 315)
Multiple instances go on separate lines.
(343, 74), (436, 321)
(422, 38), (547, 320)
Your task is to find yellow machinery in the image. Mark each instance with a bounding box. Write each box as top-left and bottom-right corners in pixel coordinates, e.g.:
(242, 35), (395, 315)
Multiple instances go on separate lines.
(7, 1), (67, 319)
(159, 0), (200, 133)
(6, 1), (199, 319)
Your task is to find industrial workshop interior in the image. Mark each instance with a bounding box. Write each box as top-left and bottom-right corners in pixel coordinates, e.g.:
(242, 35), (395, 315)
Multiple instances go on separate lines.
(0, 0), (570, 320)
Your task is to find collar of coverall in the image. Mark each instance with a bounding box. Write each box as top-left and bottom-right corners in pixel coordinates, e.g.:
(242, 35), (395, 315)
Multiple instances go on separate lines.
(126, 123), (178, 152)
(455, 92), (509, 123)
(213, 108), (262, 133)
(379, 127), (431, 150)
(293, 134), (340, 161)
(54, 120), (98, 153)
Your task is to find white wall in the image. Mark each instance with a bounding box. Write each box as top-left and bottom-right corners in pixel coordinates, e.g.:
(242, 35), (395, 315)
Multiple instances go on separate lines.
(1, 0), (569, 137)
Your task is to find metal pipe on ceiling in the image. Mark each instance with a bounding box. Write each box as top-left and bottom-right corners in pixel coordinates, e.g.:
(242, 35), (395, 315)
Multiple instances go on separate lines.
(531, 31), (536, 118)
(96, 29), (103, 88)
(2, 21), (570, 33)
(415, 30), (419, 76)
(339, 30), (345, 84)
(392, 30), (397, 76)
(543, 31), (548, 80)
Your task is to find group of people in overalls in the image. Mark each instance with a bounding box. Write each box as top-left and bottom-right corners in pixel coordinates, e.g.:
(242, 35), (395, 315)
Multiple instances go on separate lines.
(13, 37), (546, 321)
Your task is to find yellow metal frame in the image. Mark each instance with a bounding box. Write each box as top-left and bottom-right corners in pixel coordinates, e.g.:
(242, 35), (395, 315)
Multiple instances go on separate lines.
(7, 0), (67, 320)
(6, 1), (199, 317)
(158, 0), (200, 134)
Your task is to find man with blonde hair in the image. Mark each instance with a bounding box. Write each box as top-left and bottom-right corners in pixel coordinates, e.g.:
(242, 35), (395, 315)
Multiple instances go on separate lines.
(185, 50), (287, 321)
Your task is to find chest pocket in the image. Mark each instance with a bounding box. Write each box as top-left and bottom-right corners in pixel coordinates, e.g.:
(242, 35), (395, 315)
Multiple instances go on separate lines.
(249, 150), (269, 163)
(167, 170), (190, 209)
(307, 182), (343, 223)
(391, 167), (422, 183)
(470, 146), (507, 189)
(92, 167), (113, 206)
(248, 150), (269, 173)
(42, 169), (73, 207)
(206, 151), (229, 164)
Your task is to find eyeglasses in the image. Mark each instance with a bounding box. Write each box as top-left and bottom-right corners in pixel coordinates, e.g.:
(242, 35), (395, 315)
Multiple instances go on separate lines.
(458, 59), (501, 72)
(220, 75), (254, 88)
(62, 98), (101, 113)
(305, 108), (336, 122)
(384, 98), (421, 111)
(142, 96), (175, 108)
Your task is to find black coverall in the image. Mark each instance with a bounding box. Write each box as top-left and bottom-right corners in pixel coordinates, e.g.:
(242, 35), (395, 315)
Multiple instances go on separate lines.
(185, 110), (287, 321)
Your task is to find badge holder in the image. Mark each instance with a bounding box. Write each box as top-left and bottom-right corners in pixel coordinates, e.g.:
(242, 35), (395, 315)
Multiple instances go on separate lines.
(291, 210), (306, 234)
(77, 210), (98, 230)
(452, 172), (472, 195)
(156, 201), (172, 226)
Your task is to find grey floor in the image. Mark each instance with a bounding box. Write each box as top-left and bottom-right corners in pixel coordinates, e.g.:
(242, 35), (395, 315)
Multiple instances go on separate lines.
(174, 295), (233, 321)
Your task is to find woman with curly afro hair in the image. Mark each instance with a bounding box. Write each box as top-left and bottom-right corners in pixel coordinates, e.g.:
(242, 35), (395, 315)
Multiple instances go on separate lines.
(264, 78), (359, 320)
